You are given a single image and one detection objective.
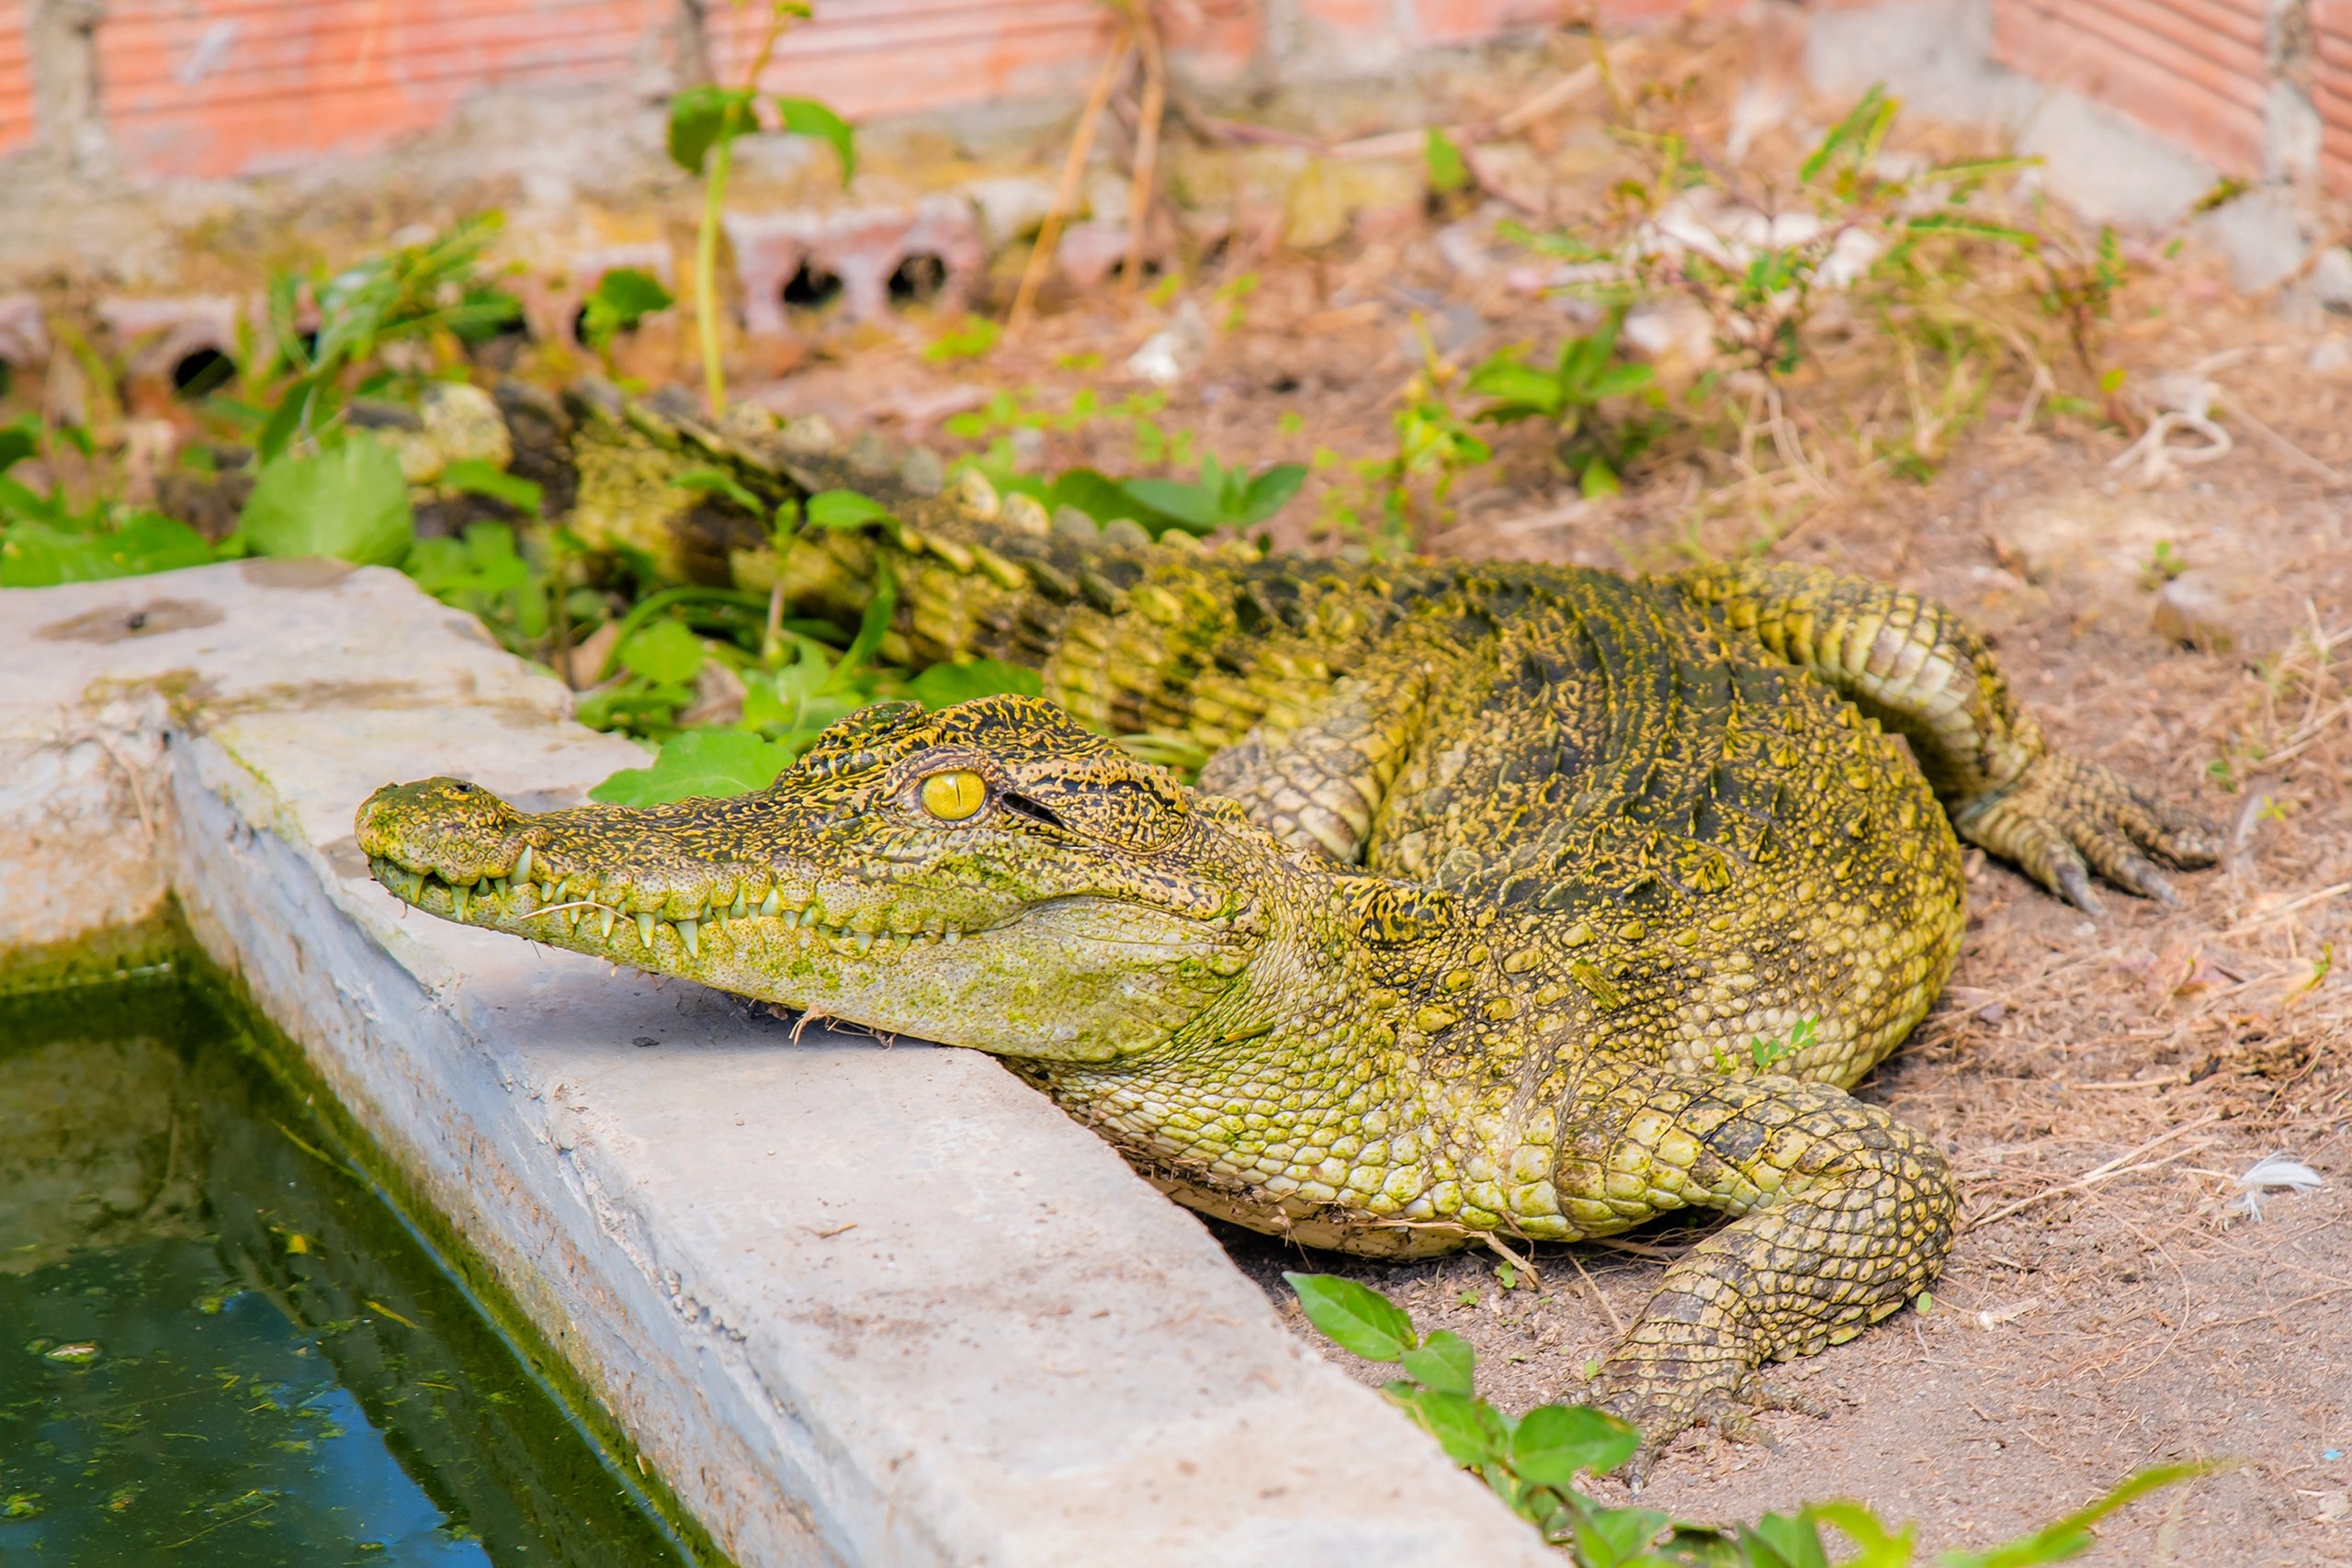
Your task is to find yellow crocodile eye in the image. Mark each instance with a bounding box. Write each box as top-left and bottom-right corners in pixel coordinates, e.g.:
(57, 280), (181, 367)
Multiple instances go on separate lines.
(920, 769), (987, 821)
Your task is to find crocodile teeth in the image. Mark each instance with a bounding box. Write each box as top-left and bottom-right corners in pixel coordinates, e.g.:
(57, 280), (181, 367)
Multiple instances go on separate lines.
(943, 930), (959, 945)
(679, 919), (700, 959)
(732, 889), (748, 919)
(635, 912), (656, 948)
(798, 907), (820, 928)
(514, 845), (534, 882)
(759, 889), (780, 919)
(540, 880), (560, 905)
(451, 885), (471, 922)
(564, 908), (582, 932)
(599, 908), (616, 942)
(492, 878), (508, 896)
(852, 931), (873, 954)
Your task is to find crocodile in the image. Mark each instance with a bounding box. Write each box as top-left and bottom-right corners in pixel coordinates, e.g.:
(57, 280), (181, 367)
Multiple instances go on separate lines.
(356, 404), (2219, 1458)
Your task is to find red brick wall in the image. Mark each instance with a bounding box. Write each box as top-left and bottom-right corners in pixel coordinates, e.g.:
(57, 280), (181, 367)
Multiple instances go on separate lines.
(95, 0), (673, 179)
(0, 1), (31, 157)
(711, 2), (1114, 120)
(1993, 0), (2269, 175)
(2322, 0), (2352, 193)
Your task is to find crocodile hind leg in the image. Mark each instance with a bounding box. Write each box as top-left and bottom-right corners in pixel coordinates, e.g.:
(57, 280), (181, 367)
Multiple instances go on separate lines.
(1561, 1064), (1957, 1469)
(1679, 560), (2221, 911)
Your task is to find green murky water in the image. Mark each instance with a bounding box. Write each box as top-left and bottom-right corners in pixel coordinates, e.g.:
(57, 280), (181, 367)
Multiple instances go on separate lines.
(0, 978), (694, 1566)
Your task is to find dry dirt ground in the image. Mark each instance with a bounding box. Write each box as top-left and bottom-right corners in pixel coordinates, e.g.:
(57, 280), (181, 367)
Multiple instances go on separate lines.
(743, 104), (2352, 1564)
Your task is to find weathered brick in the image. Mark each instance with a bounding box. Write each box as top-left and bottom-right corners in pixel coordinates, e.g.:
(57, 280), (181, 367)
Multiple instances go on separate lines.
(96, 295), (243, 382)
(724, 197), (981, 336)
(2321, 0), (2352, 195)
(1994, 0), (2268, 174)
(94, 1), (671, 179)
(0, 0), (29, 156)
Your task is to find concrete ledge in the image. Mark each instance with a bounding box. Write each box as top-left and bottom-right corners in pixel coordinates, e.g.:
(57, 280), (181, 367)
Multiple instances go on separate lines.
(1, 562), (1553, 1567)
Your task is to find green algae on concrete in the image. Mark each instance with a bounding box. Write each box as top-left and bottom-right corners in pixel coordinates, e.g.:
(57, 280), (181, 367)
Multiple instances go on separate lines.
(0, 958), (714, 1567)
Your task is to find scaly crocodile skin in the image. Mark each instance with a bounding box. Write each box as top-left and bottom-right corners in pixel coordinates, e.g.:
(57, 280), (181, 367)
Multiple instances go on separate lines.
(356, 405), (2219, 1456)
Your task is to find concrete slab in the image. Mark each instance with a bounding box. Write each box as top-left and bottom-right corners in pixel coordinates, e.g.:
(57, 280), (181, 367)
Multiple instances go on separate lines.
(0, 562), (1555, 1567)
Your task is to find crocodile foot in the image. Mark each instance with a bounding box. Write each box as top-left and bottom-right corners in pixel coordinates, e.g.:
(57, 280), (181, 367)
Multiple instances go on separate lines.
(1957, 751), (2222, 914)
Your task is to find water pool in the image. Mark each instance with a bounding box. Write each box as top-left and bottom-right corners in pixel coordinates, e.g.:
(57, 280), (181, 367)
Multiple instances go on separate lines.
(0, 973), (700, 1567)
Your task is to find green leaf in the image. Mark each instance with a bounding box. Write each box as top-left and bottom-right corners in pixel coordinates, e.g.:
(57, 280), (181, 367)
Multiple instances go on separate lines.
(673, 467), (766, 514)
(1119, 476), (1223, 531)
(1567, 1503), (1675, 1566)
(617, 619), (707, 684)
(1425, 127), (1470, 196)
(805, 489), (896, 530)
(1398, 1329), (1476, 1396)
(1284, 1272), (1416, 1362)
(1580, 457), (1622, 499)
(1805, 1501), (1918, 1568)
(1510, 1404), (1641, 1487)
(590, 729), (797, 807)
(1238, 463), (1307, 525)
(0, 415), (39, 474)
(1395, 1386), (1509, 1469)
(775, 96), (857, 186)
(909, 659), (1044, 710)
(582, 266), (674, 349)
(240, 436), (415, 566)
(1902, 213), (2041, 250)
(925, 316), (1001, 362)
(1043, 467), (1160, 531)
(1742, 1509), (1835, 1568)
(442, 457), (544, 515)
(668, 84), (756, 175)
(1936, 1462), (2217, 1568)
(0, 512), (213, 587)
(1801, 85), (1898, 184)
(834, 558), (897, 678)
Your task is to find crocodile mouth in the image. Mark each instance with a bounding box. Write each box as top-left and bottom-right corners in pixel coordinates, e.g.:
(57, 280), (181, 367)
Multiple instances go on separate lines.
(366, 849), (990, 962)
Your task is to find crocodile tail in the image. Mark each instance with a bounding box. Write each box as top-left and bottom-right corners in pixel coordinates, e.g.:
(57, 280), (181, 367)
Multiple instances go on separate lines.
(557, 378), (1398, 752)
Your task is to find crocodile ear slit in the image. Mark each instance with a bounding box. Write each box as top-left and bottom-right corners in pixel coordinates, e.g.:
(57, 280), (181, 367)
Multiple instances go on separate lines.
(999, 791), (1068, 830)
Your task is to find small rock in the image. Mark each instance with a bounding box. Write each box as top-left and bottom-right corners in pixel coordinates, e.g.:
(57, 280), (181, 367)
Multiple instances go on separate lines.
(961, 175), (1059, 249)
(1126, 300), (1207, 388)
(2312, 246), (2352, 314)
(2310, 336), (2351, 373)
(2151, 570), (2249, 653)
(2189, 186), (2311, 293)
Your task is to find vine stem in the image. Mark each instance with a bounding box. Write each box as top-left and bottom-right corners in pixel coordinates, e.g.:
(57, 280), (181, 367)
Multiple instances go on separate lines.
(699, 8), (796, 417)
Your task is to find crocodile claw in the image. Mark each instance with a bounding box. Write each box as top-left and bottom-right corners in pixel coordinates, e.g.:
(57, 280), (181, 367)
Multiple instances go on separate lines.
(1957, 751), (2220, 914)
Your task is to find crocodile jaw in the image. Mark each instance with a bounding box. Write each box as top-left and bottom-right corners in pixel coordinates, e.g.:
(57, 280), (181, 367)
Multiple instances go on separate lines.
(356, 784), (1258, 1062)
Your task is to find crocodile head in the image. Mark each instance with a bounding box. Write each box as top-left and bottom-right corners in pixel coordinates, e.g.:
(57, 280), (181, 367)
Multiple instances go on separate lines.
(354, 696), (1295, 1062)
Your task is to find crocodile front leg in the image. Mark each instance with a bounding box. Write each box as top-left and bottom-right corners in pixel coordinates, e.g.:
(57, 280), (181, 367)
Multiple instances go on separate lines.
(1560, 1065), (1956, 1466)
(1678, 560), (2220, 911)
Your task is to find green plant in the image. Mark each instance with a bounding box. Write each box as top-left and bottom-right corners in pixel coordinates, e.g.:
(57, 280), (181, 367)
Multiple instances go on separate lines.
(925, 316), (1001, 362)
(1318, 323), (1491, 556)
(1502, 83), (2109, 488)
(1712, 1016), (1818, 1075)
(1287, 1273), (2208, 1564)
(0, 414), (213, 587)
(2143, 538), (2187, 588)
(1121, 455), (1306, 534)
(1466, 310), (1661, 495)
(235, 213), (521, 465)
(942, 387), (1308, 537)
(667, 1), (855, 415)
(581, 267), (676, 358)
